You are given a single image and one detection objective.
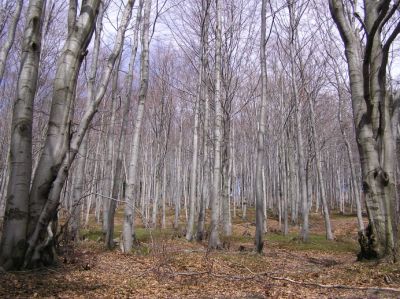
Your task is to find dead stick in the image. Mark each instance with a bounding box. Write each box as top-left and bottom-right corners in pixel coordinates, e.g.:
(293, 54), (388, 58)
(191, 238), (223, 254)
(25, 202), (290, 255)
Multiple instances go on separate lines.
(269, 276), (400, 293)
(172, 271), (400, 293)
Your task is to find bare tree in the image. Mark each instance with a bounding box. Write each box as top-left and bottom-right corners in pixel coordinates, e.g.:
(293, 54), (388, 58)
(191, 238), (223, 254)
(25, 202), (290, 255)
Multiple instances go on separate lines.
(0, 0), (46, 270)
(255, 0), (269, 253)
(122, 0), (151, 252)
(209, 0), (222, 249)
(0, 0), (22, 83)
(24, 0), (134, 268)
(329, 0), (400, 260)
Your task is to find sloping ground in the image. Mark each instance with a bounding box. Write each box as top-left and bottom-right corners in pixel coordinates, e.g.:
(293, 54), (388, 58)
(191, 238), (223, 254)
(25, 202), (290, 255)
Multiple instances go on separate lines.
(0, 212), (399, 298)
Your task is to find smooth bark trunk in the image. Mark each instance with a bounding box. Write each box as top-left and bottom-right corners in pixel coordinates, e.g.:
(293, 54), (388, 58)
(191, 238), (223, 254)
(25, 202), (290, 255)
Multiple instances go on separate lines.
(0, 0), (45, 270)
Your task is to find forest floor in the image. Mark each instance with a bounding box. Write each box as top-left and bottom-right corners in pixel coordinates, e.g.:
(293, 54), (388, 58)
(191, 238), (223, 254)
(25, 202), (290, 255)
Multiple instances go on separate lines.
(1, 209), (400, 298)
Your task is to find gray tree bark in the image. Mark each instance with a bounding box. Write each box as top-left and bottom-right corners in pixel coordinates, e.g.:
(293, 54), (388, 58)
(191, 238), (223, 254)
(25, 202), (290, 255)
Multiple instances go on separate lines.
(330, 0), (400, 260)
(0, 0), (22, 83)
(288, 0), (309, 241)
(335, 69), (365, 233)
(24, 0), (134, 267)
(0, 0), (45, 270)
(196, 0), (211, 241)
(122, 0), (151, 252)
(186, 96), (200, 240)
(28, 0), (101, 242)
(255, 0), (268, 253)
(309, 96), (334, 240)
(209, 0), (222, 249)
(70, 135), (88, 241)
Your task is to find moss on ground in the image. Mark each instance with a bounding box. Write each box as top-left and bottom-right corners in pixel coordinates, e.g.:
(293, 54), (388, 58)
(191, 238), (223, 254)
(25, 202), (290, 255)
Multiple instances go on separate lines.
(266, 232), (358, 253)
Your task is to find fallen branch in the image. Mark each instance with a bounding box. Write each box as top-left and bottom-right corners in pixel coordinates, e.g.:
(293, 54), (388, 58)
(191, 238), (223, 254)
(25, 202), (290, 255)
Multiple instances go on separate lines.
(171, 270), (400, 293)
(269, 276), (400, 294)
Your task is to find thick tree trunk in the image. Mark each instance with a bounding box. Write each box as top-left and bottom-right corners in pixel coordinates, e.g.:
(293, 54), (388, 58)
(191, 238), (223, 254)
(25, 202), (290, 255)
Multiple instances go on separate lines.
(24, 0), (133, 267)
(330, 0), (400, 260)
(28, 0), (101, 240)
(0, 0), (45, 270)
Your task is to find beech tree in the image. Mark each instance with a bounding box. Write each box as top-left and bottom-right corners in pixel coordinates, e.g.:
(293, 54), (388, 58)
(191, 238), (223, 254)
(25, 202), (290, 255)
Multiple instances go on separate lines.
(209, 0), (223, 249)
(0, 0), (135, 269)
(0, 0), (46, 270)
(1, 0), (399, 271)
(329, 0), (400, 259)
(122, 0), (151, 252)
(255, 0), (269, 253)
(0, 0), (22, 82)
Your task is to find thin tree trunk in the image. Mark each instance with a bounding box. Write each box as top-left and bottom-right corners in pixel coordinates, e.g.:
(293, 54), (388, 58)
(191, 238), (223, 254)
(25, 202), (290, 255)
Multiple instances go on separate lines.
(84, 1), (106, 228)
(122, 0), (151, 252)
(186, 97), (200, 240)
(209, 0), (222, 249)
(309, 97), (334, 240)
(104, 52), (123, 248)
(335, 71), (364, 232)
(103, 55), (122, 234)
(221, 118), (232, 237)
(70, 135), (88, 241)
(0, 0), (22, 83)
(288, 1), (308, 241)
(255, 0), (268, 253)
(174, 121), (183, 229)
(196, 0), (210, 241)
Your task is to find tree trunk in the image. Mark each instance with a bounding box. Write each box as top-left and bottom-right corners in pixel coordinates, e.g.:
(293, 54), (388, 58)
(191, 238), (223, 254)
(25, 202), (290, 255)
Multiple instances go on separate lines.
(330, 0), (400, 260)
(208, 0), (222, 249)
(186, 97), (200, 240)
(70, 135), (88, 241)
(103, 54), (122, 234)
(288, 0), (308, 241)
(0, 0), (45, 270)
(174, 121), (183, 229)
(255, 0), (268, 253)
(28, 0), (101, 241)
(0, 0), (22, 83)
(309, 97), (334, 240)
(24, 0), (133, 268)
(83, 1), (106, 228)
(122, 0), (151, 252)
(335, 70), (364, 232)
(221, 117), (232, 237)
(196, 0), (210, 241)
